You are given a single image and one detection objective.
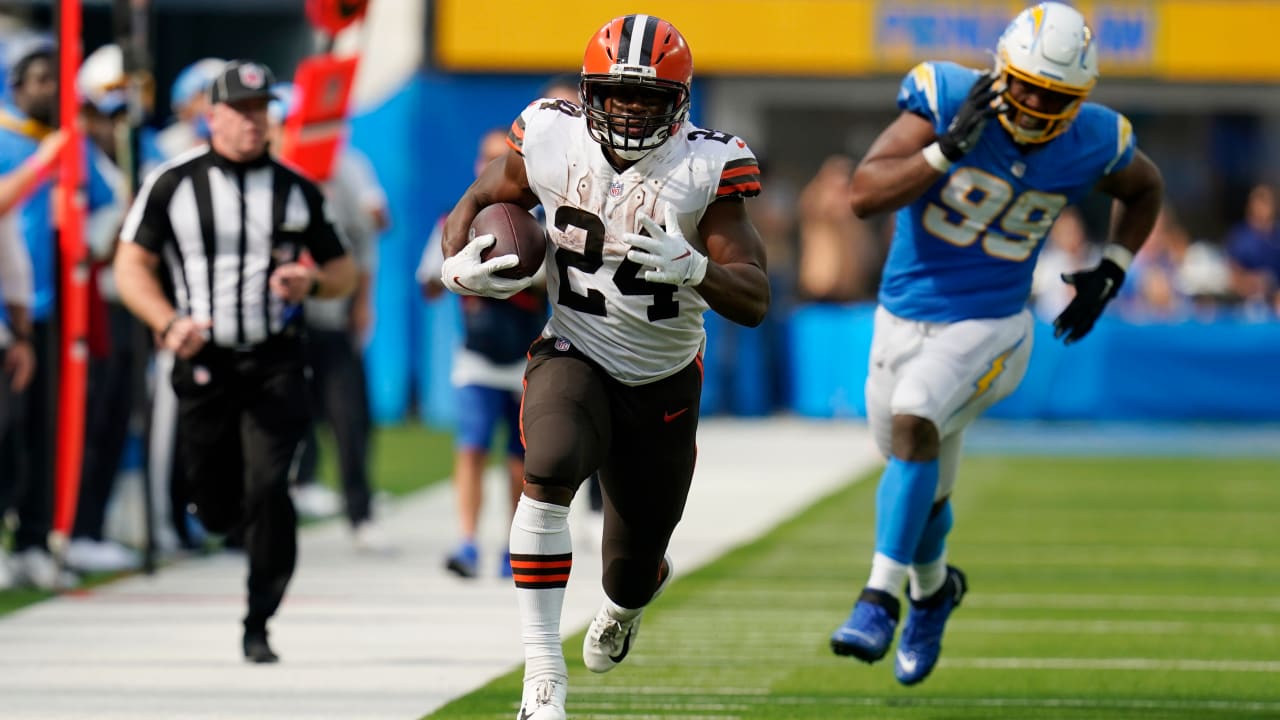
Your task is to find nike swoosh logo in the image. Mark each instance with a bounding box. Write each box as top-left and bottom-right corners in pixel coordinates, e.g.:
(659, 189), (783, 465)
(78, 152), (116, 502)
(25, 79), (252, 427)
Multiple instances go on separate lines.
(897, 651), (918, 674)
(1101, 277), (1115, 298)
(452, 276), (478, 294)
(663, 408), (689, 423)
(518, 707), (533, 720)
(609, 626), (634, 663)
(673, 250), (691, 260)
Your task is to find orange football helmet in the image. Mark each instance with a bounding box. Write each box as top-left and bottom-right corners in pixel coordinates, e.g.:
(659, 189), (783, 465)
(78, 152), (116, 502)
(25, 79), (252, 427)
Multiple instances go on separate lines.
(581, 14), (692, 160)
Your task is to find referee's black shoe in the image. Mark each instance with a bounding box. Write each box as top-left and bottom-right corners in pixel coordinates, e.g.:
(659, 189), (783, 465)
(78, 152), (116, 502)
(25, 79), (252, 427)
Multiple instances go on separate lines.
(243, 630), (279, 664)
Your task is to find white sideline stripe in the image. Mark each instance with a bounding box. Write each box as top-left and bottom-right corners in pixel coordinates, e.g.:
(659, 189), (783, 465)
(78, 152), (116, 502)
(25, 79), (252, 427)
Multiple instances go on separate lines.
(772, 696), (1280, 712)
(950, 619), (1280, 636)
(623, 654), (1280, 673)
(970, 593), (1280, 611)
(576, 702), (751, 712)
(656, 613), (1280, 638)
(944, 657), (1280, 672)
(571, 693), (1280, 714)
(693, 589), (1280, 612)
(582, 687), (769, 696)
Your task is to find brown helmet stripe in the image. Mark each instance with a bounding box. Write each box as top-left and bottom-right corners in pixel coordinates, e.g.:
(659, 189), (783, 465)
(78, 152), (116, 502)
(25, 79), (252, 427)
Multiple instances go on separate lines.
(617, 14), (658, 66)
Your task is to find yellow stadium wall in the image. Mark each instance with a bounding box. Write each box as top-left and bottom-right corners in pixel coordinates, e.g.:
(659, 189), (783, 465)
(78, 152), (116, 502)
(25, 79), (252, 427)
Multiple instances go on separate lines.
(432, 0), (1280, 82)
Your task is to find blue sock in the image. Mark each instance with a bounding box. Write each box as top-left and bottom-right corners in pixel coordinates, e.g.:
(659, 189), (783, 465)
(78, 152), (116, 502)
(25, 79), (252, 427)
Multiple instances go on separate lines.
(912, 500), (953, 564)
(874, 457), (940, 563)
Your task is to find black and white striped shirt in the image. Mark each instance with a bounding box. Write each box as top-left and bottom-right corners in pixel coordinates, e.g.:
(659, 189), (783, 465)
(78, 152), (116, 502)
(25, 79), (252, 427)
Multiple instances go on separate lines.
(121, 146), (346, 348)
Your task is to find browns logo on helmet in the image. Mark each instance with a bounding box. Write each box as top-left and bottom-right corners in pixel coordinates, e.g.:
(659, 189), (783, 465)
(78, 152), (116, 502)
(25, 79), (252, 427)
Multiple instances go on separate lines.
(580, 14), (692, 161)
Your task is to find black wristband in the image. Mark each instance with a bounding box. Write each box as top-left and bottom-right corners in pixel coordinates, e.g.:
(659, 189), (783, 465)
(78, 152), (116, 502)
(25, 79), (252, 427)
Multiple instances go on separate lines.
(308, 275), (321, 297)
(159, 315), (179, 341)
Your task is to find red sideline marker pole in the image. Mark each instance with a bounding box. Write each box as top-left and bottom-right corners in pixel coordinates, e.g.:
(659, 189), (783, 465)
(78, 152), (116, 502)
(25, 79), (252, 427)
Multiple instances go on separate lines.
(52, 0), (87, 559)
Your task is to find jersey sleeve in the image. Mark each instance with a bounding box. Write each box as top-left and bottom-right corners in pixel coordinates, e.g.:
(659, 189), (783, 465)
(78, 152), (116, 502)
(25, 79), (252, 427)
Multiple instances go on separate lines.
(299, 180), (348, 265)
(119, 166), (178, 254)
(714, 140), (762, 200)
(1101, 111), (1137, 176)
(508, 98), (578, 157)
(898, 62), (946, 131)
(898, 62), (982, 136)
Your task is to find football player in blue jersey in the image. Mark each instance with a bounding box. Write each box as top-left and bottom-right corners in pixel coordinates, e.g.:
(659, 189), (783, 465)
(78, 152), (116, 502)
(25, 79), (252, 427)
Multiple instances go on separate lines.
(829, 2), (1163, 686)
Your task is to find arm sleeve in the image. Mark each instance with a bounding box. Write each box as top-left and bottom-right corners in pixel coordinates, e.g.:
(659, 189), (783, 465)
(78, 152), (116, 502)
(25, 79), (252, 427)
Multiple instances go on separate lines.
(300, 180), (347, 265)
(119, 166), (176, 254)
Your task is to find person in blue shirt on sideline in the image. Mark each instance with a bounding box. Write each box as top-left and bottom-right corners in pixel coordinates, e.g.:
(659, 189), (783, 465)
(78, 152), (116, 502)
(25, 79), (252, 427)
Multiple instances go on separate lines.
(154, 57), (224, 163)
(0, 36), (122, 590)
(828, 2), (1163, 686)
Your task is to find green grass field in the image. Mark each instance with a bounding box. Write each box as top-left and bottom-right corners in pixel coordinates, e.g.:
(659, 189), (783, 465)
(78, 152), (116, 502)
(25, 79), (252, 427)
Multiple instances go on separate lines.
(425, 455), (1280, 720)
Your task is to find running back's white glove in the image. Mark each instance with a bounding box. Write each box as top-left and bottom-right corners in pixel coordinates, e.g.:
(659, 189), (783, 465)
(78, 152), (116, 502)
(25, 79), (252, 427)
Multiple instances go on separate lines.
(624, 205), (708, 287)
(441, 232), (533, 299)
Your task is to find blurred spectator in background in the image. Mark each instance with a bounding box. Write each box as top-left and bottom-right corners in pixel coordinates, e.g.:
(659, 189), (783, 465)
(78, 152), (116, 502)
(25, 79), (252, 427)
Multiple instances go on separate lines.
(0, 36), (120, 590)
(0, 178), (36, 590)
(1224, 183), (1280, 315)
(747, 160), (798, 411)
(419, 127), (545, 578)
(154, 57), (223, 163)
(797, 154), (881, 302)
(66, 43), (141, 573)
(267, 82), (392, 552)
(1124, 205), (1232, 320)
(1031, 207), (1098, 319)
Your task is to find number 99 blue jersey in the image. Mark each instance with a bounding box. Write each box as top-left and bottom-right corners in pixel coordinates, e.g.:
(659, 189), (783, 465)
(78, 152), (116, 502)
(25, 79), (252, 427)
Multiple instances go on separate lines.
(879, 61), (1136, 322)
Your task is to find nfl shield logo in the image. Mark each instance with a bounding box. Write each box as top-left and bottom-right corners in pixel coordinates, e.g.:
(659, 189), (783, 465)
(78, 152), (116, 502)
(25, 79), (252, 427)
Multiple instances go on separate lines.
(239, 63), (266, 89)
(554, 337), (571, 352)
(608, 181), (624, 198)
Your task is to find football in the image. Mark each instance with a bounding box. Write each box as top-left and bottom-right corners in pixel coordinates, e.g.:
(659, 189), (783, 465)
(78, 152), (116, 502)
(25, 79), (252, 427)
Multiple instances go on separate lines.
(472, 203), (547, 280)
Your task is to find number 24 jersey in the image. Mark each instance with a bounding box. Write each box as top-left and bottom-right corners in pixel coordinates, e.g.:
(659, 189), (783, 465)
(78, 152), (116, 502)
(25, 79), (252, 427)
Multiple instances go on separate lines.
(881, 61), (1136, 323)
(508, 98), (761, 385)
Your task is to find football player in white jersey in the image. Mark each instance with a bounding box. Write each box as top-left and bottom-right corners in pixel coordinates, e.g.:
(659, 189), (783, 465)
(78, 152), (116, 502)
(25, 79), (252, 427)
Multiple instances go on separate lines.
(829, 2), (1163, 686)
(440, 14), (770, 720)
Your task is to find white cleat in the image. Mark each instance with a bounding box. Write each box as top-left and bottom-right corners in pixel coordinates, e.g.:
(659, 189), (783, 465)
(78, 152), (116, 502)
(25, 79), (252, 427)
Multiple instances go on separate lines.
(351, 520), (396, 555)
(515, 674), (566, 720)
(583, 554), (673, 673)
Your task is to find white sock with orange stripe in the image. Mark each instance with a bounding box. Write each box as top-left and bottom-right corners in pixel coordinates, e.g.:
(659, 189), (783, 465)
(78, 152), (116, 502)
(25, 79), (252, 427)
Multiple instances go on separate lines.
(510, 494), (573, 680)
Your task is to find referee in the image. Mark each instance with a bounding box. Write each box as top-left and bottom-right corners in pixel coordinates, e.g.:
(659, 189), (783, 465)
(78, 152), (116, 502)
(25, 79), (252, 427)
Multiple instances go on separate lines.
(114, 60), (356, 663)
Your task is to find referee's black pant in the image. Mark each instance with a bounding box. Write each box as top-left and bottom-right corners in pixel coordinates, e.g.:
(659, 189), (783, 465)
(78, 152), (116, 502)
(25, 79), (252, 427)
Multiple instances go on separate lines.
(172, 336), (309, 635)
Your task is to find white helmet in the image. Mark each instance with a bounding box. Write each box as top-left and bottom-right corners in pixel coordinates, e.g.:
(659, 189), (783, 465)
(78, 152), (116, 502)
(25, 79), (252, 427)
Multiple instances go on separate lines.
(77, 44), (126, 115)
(996, 2), (1098, 144)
